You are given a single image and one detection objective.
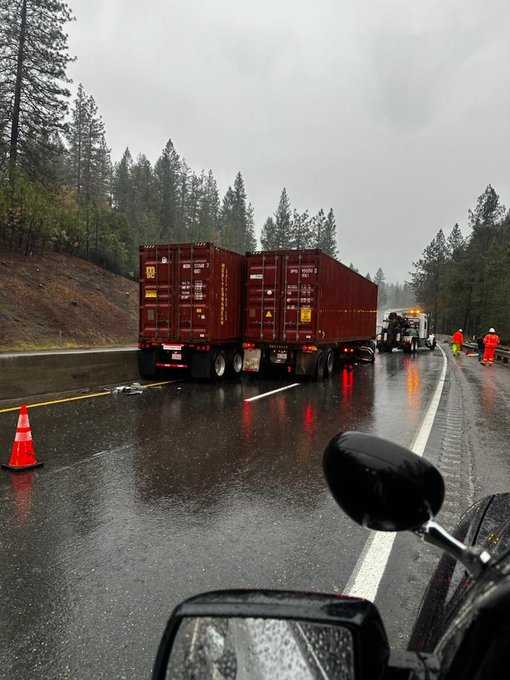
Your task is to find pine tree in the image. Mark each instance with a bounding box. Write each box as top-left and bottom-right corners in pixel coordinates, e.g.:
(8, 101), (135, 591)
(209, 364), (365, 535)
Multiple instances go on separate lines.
(410, 230), (448, 331)
(468, 185), (505, 228)
(245, 202), (257, 251)
(312, 209), (326, 249)
(318, 208), (337, 257)
(129, 154), (158, 244)
(176, 159), (190, 241)
(113, 148), (133, 216)
(220, 186), (236, 250)
(219, 172), (253, 252)
(447, 223), (465, 256)
(290, 209), (313, 248)
(232, 171), (249, 251)
(82, 97), (106, 196)
(260, 217), (276, 249)
(67, 83), (87, 198)
(197, 169), (220, 242)
(186, 172), (202, 241)
(271, 188), (292, 248)
(154, 139), (180, 241)
(0, 0), (75, 182)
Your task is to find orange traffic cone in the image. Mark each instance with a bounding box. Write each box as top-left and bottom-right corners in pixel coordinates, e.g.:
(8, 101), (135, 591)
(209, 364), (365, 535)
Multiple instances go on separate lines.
(2, 404), (43, 472)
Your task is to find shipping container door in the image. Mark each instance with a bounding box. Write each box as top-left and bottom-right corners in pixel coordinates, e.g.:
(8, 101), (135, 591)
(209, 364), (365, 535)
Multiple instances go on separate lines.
(176, 244), (211, 342)
(140, 245), (175, 340)
(282, 252), (319, 343)
(245, 254), (280, 341)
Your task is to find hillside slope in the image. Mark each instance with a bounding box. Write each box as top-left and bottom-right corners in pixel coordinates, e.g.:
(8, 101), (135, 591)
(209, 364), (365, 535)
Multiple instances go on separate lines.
(0, 252), (138, 351)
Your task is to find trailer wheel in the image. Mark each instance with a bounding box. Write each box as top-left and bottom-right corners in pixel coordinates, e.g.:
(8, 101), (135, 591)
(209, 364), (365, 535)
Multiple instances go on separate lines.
(315, 351), (326, 381)
(326, 349), (335, 376)
(211, 350), (227, 379)
(229, 350), (243, 378)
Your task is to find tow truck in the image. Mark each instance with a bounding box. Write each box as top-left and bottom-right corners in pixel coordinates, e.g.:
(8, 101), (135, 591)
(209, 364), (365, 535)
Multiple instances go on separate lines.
(376, 308), (436, 353)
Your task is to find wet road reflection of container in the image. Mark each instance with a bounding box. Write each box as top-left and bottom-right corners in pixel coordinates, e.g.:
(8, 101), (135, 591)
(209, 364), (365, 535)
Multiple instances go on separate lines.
(0, 351), (442, 680)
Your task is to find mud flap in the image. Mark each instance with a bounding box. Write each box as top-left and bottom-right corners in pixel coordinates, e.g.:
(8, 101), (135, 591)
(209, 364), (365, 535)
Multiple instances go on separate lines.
(191, 351), (211, 379)
(295, 351), (317, 377)
(138, 349), (157, 379)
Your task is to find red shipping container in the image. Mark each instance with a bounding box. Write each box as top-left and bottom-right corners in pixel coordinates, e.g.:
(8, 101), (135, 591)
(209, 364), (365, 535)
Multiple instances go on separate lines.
(138, 243), (244, 378)
(244, 250), (377, 345)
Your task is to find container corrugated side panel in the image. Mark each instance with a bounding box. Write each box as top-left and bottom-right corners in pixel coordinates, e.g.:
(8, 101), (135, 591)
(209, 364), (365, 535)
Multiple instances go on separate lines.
(139, 245), (176, 342)
(280, 250), (320, 343)
(209, 245), (244, 342)
(243, 249), (377, 344)
(174, 243), (214, 343)
(317, 252), (377, 341)
(140, 243), (244, 345)
(244, 252), (282, 342)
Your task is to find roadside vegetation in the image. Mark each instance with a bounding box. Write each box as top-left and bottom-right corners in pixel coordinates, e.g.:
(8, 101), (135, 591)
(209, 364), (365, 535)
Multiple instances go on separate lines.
(0, 251), (137, 351)
(0, 0), (340, 283)
(411, 185), (510, 342)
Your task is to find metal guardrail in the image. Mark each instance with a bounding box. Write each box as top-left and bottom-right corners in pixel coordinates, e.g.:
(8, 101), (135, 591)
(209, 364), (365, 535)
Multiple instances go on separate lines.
(462, 341), (510, 366)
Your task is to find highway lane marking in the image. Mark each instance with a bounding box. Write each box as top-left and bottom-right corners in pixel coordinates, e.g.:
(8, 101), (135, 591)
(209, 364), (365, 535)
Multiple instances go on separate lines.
(0, 381), (176, 414)
(344, 344), (448, 602)
(244, 383), (301, 402)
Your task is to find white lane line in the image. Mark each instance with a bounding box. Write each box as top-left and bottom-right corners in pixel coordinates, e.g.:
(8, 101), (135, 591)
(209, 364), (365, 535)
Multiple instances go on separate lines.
(344, 344), (448, 601)
(244, 383), (300, 403)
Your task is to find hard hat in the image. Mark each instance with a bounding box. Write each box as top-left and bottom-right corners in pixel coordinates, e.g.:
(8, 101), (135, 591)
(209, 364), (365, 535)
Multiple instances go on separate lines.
(458, 328), (463, 332)
(489, 327), (496, 333)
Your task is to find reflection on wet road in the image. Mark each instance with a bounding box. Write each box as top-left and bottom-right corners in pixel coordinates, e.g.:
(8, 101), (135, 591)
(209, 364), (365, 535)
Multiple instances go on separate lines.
(0, 352), (442, 679)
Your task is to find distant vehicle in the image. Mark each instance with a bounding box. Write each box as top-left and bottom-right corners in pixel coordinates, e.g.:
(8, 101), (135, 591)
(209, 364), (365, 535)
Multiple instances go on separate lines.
(376, 308), (436, 353)
(242, 249), (378, 379)
(138, 243), (244, 380)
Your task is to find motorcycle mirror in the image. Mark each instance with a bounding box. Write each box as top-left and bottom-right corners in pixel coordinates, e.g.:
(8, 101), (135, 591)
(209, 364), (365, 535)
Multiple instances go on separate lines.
(153, 590), (389, 680)
(323, 432), (445, 531)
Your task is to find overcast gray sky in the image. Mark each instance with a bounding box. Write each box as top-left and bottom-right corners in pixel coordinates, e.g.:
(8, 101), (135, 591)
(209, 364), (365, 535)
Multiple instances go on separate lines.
(67, 0), (510, 281)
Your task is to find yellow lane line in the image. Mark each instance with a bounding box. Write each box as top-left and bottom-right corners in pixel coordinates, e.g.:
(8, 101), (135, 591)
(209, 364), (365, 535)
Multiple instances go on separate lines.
(0, 381), (176, 415)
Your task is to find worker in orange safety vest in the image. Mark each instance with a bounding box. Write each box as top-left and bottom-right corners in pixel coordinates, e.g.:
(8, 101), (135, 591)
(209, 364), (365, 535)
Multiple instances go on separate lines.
(451, 329), (464, 356)
(481, 328), (500, 366)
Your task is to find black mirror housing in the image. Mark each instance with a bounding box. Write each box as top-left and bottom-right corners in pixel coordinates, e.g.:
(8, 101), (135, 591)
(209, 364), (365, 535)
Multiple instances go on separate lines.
(323, 432), (445, 531)
(153, 590), (390, 680)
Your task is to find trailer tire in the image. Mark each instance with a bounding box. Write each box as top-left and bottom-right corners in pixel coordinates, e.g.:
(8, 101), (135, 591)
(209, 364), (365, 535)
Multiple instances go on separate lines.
(211, 350), (227, 380)
(315, 351), (326, 381)
(326, 349), (335, 376)
(229, 350), (243, 378)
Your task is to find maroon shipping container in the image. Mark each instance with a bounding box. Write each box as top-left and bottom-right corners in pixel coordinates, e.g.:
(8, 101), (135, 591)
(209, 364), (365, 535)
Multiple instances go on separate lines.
(243, 249), (377, 377)
(138, 243), (245, 379)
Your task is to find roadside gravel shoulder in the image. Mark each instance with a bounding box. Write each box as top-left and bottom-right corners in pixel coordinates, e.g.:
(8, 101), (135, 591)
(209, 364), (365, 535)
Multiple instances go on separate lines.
(377, 344), (510, 648)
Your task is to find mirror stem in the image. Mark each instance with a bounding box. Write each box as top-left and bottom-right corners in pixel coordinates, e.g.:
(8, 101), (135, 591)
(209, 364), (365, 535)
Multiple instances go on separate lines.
(414, 520), (492, 578)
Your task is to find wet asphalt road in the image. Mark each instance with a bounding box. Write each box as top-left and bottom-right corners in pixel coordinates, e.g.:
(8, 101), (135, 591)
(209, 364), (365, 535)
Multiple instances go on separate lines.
(0, 349), (486, 679)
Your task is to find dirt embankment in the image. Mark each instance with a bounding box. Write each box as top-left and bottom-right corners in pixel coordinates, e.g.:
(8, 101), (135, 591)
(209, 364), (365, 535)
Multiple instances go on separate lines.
(0, 252), (138, 351)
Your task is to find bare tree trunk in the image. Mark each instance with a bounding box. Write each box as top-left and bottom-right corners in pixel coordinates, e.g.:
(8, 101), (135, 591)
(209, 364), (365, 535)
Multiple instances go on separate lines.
(9, 0), (28, 185)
